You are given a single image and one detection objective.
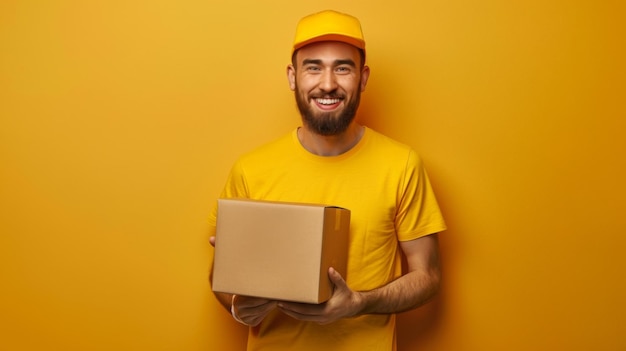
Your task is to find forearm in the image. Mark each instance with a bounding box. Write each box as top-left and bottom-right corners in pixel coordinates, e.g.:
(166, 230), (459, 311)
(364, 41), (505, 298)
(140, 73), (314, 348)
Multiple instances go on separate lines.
(356, 267), (440, 315)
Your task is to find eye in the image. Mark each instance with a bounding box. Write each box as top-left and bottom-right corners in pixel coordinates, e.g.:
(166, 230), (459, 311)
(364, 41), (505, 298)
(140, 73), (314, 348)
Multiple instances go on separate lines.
(335, 66), (351, 74)
(305, 65), (321, 72)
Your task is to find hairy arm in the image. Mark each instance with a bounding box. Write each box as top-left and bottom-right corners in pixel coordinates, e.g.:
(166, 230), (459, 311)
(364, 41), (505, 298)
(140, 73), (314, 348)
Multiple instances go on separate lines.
(358, 233), (441, 314)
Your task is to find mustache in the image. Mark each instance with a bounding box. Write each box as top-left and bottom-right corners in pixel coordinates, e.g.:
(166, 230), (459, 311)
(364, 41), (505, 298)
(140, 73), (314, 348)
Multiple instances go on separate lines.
(309, 91), (345, 99)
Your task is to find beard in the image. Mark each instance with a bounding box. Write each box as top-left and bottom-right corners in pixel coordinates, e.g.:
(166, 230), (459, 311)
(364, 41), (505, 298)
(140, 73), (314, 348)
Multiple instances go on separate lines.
(295, 84), (361, 136)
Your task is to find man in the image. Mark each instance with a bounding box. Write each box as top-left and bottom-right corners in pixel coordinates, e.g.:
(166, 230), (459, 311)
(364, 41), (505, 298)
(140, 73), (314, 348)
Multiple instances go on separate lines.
(208, 10), (446, 350)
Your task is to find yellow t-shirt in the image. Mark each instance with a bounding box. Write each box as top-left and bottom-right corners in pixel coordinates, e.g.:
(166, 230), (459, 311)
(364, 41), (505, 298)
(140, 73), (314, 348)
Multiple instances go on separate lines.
(209, 127), (446, 351)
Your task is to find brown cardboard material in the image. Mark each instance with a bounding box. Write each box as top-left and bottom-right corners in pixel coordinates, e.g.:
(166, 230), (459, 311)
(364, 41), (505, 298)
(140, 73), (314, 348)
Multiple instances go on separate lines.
(212, 198), (350, 304)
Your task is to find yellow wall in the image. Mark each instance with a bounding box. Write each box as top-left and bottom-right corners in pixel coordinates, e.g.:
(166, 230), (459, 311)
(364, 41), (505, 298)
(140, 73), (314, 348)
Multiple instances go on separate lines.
(1, 1), (624, 350)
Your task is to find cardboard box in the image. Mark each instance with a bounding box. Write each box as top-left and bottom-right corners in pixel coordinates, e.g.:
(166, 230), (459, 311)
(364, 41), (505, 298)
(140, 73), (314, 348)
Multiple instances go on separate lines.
(212, 199), (350, 304)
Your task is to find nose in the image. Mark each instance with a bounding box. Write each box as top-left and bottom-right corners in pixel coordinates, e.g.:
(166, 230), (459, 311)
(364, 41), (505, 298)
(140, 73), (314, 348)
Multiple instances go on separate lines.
(318, 69), (338, 92)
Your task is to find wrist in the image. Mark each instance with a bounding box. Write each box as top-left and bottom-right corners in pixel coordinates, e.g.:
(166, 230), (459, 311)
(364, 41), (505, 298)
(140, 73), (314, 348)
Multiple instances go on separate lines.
(230, 295), (249, 326)
(354, 289), (380, 315)
(352, 290), (369, 317)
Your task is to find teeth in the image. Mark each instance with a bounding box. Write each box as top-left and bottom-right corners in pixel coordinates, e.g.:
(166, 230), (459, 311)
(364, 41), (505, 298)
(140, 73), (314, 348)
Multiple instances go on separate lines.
(316, 98), (341, 105)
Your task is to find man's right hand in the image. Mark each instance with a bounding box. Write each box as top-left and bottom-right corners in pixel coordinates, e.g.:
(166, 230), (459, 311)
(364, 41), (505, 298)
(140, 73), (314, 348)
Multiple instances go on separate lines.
(232, 295), (278, 327)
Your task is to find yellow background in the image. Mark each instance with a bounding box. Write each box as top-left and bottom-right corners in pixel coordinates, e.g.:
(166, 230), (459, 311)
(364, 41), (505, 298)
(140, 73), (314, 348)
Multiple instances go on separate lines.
(1, 1), (624, 350)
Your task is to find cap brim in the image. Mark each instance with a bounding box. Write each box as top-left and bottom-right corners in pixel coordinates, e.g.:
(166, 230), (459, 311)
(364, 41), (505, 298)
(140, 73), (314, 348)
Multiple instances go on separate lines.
(293, 34), (365, 53)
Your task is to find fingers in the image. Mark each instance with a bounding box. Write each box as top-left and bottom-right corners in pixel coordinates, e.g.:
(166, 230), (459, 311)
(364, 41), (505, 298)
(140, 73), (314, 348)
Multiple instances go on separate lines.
(247, 300), (278, 326)
(229, 269), (352, 326)
(278, 268), (359, 325)
(279, 304), (330, 324)
(236, 296), (273, 308)
(278, 301), (319, 315)
(233, 296), (278, 327)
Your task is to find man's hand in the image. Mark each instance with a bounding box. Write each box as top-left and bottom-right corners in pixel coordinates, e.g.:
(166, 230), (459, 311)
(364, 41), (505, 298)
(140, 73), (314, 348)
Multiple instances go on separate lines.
(232, 295), (278, 327)
(277, 267), (363, 325)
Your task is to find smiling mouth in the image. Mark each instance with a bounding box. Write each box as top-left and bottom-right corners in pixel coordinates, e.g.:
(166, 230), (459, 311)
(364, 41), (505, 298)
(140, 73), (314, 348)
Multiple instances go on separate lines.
(316, 98), (342, 105)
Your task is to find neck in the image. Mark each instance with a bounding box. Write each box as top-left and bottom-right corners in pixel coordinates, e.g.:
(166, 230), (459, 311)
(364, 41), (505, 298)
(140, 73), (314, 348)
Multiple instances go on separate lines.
(297, 123), (365, 156)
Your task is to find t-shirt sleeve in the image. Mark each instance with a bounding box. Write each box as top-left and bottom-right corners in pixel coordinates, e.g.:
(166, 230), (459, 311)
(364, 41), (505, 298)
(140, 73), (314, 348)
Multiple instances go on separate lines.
(207, 159), (250, 232)
(395, 150), (447, 241)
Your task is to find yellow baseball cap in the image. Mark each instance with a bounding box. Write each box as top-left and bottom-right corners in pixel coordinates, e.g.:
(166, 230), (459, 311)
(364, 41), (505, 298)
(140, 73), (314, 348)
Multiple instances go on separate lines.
(292, 10), (365, 56)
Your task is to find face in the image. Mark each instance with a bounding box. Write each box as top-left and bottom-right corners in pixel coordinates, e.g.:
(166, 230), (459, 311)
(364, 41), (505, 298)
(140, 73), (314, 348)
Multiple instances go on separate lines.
(288, 41), (370, 136)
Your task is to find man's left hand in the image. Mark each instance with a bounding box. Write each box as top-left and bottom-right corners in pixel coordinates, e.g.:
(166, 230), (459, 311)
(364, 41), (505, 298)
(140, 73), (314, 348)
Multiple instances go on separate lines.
(277, 267), (363, 325)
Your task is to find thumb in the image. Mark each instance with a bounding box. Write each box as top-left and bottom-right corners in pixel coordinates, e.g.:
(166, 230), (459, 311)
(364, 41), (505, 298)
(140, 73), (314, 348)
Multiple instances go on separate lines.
(209, 236), (216, 247)
(328, 267), (348, 290)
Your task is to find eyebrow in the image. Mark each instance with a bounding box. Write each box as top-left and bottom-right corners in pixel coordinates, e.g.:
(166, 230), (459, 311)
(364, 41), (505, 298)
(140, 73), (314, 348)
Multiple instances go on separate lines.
(301, 58), (357, 67)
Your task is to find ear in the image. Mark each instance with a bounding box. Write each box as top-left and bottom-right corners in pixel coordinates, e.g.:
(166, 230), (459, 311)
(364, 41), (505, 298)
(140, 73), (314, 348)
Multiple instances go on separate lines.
(360, 65), (371, 92)
(287, 64), (296, 91)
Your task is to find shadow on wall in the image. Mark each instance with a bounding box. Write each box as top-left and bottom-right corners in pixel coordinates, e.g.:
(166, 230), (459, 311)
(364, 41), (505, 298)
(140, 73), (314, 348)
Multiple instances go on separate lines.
(395, 235), (449, 350)
(356, 97), (385, 134)
(397, 294), (444, 349)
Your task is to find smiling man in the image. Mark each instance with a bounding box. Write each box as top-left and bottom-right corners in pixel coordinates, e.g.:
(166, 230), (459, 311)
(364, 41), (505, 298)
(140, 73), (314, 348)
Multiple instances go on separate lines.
(208, 10), (447, 351)
(289, 41), (369, 156)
